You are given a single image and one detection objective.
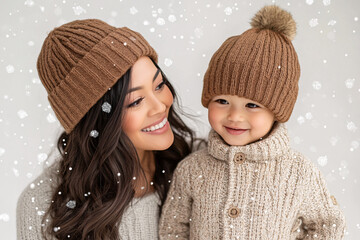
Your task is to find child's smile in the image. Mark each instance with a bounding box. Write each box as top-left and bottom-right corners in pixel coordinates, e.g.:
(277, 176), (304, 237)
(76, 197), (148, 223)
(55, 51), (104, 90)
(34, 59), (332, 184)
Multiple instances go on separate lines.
(224, 126), (248, 135)
(208, 95), (275, 146)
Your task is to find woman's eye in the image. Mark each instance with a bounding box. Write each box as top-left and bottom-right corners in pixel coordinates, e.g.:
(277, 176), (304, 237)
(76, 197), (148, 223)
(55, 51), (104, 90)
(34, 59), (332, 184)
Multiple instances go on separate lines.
(215, 99), (229, 105)
(127, 97), (144, 108)
(155, 79), (166, 91)
(246, 103), (259, 108)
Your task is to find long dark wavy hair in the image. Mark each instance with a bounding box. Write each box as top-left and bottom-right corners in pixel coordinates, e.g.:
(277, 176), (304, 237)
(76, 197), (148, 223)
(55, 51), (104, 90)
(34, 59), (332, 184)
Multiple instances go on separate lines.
(42, 61), (195, 239)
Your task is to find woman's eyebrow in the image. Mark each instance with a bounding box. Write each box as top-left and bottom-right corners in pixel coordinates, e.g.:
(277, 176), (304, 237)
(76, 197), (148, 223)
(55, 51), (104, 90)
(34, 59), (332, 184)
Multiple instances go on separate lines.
(153, 68), (160, 82)
(127, 69), (161, 93)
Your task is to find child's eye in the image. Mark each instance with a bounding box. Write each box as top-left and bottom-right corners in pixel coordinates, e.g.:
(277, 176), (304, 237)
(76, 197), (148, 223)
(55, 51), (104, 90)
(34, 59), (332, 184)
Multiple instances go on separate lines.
(127, 97), (144, 108)
(215, 99), (229, 105)
(155, 79), (166, 91)
(246, 103), (259, 108)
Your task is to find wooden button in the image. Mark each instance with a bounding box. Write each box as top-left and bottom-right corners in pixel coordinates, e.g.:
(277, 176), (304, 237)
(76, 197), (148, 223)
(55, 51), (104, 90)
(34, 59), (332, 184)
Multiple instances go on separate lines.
(234, 152), (245, 164)
(330, 195), (338, 205)
(228, 207), (240, 218)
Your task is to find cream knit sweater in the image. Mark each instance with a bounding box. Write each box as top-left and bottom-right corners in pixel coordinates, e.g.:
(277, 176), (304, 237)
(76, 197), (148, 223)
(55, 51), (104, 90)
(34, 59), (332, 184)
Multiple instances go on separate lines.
(159, 124), (345, 239)
(17, 164), (161, 240)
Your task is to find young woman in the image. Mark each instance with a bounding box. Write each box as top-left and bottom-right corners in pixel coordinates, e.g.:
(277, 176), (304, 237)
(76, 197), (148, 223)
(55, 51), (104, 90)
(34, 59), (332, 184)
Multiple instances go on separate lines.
(17, 19), (195, 240)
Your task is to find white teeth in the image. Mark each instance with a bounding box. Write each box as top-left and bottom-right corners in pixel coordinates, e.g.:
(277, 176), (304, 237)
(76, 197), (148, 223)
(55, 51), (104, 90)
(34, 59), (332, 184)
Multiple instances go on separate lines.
(142, 118), (168, 132)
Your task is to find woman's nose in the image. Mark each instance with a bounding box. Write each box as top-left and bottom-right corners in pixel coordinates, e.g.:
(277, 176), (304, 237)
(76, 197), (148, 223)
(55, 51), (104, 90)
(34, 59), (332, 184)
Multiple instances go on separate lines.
(148, 95), (166, 116)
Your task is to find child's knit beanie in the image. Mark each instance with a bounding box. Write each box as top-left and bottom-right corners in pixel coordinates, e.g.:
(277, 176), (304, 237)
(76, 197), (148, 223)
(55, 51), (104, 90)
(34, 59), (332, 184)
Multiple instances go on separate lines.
(202, 5), (300, 122)
(37, 19), (158, 133)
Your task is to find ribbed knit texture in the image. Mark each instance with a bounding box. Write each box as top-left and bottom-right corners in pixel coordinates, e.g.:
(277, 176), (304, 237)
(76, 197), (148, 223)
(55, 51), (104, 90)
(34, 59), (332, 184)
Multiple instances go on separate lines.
(159, 124), (346, 239)
(201, 6), (301, 122)
(16, 164), (161, 240)
(37, 19), (158, 133)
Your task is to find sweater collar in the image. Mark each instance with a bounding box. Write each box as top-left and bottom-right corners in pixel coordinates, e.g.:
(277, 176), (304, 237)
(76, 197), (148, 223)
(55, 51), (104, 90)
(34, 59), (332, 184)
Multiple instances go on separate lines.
(207, 123), (290, 163)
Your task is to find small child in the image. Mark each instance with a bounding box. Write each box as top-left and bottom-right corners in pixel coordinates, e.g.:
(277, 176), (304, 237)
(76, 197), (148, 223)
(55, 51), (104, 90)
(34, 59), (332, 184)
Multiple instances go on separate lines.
(159, 5), (346, 240)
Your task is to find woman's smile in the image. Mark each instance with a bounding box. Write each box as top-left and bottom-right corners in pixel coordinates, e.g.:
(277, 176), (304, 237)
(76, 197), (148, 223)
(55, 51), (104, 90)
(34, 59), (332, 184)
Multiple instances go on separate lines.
(141, 117), (169, 134)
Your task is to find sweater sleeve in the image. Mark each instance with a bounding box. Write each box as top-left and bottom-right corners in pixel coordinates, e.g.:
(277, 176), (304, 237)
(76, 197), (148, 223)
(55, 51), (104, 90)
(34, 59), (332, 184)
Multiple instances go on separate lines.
(159, 158), (193, 240)
(297, 163), (346, 240)
(17, 168), (55, 240)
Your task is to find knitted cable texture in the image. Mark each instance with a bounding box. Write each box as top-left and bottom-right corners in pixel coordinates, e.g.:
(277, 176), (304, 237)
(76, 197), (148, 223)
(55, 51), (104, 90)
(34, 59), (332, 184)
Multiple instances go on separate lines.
(16, 164), (161, 240)
(201, 6), (301, 122)
(37, 19), (157, 133)
(159, 123), (346, 240)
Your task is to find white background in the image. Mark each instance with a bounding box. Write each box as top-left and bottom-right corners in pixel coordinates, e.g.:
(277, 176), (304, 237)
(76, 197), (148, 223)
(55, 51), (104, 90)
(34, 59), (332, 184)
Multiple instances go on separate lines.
(1, 0), (359, 238)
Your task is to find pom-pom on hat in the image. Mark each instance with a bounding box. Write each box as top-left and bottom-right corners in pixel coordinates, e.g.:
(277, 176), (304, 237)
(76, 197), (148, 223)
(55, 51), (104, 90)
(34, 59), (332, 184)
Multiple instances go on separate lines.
(37, 19), (157, 133)
(202, 5), (300, 122)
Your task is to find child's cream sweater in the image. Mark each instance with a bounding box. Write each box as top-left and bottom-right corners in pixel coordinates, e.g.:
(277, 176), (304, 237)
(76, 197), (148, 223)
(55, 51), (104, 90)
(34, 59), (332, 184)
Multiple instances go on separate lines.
(159, 123), (345, 240)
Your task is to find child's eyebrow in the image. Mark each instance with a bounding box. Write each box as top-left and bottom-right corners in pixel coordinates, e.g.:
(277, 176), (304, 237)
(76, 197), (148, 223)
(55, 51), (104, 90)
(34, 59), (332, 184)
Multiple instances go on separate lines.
(127, 69), (161, 93)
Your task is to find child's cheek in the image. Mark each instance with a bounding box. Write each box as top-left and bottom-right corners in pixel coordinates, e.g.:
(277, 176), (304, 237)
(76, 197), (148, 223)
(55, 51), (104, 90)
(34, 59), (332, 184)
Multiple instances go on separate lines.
(251, 111), (274, 132)
(208, 104), (222, 128)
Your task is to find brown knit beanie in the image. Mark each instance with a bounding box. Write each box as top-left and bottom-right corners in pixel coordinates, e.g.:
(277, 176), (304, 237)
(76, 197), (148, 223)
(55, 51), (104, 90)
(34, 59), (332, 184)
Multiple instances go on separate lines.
(37, 19), (158, 133)
(202, 5), (300, 122)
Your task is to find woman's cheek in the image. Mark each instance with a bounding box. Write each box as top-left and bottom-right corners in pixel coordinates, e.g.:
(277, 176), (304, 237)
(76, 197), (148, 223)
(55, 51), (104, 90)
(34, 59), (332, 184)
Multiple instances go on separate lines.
(163, 87), (174, 107)
(122, 111), (142, 133)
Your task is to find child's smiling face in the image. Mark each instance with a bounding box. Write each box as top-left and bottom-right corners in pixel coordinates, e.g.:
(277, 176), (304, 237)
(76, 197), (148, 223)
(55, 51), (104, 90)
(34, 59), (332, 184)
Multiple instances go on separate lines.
(208, 95), (275, 146)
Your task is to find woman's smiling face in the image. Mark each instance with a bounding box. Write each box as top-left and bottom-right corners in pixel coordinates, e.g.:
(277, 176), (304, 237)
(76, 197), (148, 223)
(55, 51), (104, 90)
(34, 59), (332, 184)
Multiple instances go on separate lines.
(122, 56), (174, 156)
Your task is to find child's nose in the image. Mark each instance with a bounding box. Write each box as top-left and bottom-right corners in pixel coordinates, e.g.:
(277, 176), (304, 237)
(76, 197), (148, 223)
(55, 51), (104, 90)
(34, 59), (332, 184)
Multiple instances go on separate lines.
(227, 108), (245, 122)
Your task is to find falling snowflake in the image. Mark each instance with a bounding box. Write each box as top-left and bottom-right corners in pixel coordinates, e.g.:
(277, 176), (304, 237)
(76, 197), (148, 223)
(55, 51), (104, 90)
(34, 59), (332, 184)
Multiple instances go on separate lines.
(168, 15), (177, 23)
(345, 78), (355, 88)
(351, 141), (359, 149)
(312, 81), (322, 90)
(72, 6), (86, 15)
(32, 78), (41, 84)
(0, 213), (9, 222)
(224, 7), (232, 16)
(37, 153), (48, 163)
(89, 130), (99, 138)
(297, 116), (305, 125)
(347, 121), (357, 132)
(0, 148), (5, 157)
(164, 58), (173, 67)
(323, 0), (331, 6)
(66, 200), (76, 209)
(101, 102), (112, 113)
(306, 0), (314, 5)
(13, 168), (19, 177)
(309, 18), (319, 27)
(130, 6), (138, 15)
(151, 10), (158, 18)
(24, 0), (34, 7)
(339, 166), (349, 179)
(317, 156), (328, 166)
(17, 109), (28, 119)
(6, 65), (15, 73)
(156, 18), (165, 26)
(328, 20), (337, 26)
(46, 113), (56, 123)
(305, 112), (313, 120)
(37, 211), (45, 216)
